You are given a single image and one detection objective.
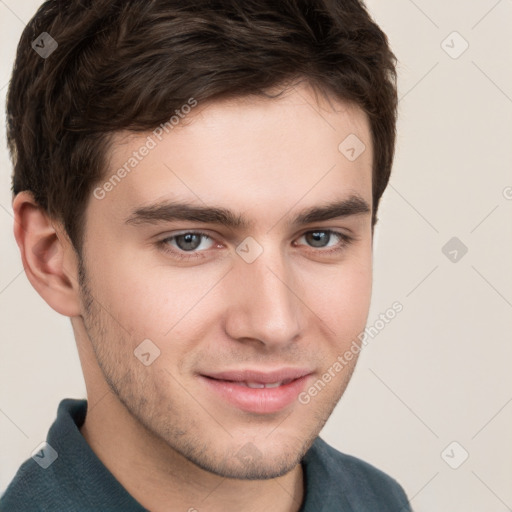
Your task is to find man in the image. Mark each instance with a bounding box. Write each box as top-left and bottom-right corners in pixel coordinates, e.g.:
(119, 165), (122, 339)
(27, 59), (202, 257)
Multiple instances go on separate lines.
(1, 0), (411, 510)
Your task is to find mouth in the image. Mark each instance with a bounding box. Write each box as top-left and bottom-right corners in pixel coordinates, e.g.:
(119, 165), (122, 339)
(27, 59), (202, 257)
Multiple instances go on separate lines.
(198, 368), (313, 414)
(213, 378), (295, 389)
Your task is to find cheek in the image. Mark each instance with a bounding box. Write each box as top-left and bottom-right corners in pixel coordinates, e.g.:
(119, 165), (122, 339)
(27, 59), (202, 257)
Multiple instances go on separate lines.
(90, 253), (222, 343)
(306, 249), (372, 341)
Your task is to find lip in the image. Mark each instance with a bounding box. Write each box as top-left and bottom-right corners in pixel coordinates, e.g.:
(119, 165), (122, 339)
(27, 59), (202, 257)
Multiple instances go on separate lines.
(198, 368), (313, 414)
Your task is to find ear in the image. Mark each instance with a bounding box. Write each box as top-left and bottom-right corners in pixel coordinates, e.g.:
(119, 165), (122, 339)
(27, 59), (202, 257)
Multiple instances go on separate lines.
(12, 191), (82, 317)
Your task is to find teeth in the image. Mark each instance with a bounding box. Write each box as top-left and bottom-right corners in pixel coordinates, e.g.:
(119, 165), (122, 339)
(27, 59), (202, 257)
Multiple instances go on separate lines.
(242, 381), (284, 388)
(246, 382), (265, 389)
(264, 382), (281, 388)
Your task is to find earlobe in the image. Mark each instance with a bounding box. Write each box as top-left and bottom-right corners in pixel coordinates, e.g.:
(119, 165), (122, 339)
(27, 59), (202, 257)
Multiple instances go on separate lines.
(12, 191), (82, 317)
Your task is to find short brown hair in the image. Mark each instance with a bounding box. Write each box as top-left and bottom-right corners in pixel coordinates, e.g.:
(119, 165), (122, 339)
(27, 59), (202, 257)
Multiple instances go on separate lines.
(7, 0), (398, 254)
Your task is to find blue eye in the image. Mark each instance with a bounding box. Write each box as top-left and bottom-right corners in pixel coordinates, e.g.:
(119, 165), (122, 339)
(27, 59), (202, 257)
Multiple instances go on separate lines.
(297, 230), (353, 251)
(173, 233), (209, 251)
(159, 231), (215, 260)
(304, 231), (335, 248)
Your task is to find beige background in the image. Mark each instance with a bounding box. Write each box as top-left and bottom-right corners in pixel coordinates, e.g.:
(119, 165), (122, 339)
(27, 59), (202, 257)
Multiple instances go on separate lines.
(1, 1), (511, 510)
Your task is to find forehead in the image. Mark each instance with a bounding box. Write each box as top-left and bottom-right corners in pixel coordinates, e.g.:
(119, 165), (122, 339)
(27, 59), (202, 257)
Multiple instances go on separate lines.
(95, 85), (372, 225)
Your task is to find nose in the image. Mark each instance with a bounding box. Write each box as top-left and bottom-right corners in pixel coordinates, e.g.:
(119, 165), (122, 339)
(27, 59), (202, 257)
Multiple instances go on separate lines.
(223, 243), (303, 348)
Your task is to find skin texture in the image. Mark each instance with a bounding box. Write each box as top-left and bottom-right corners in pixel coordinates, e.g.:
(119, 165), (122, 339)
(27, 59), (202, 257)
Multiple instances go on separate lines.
(13, 83), (373, 512)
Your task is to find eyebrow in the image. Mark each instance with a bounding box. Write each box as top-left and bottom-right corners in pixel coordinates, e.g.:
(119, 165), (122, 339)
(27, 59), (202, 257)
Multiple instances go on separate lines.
(125, 195), (371, 229)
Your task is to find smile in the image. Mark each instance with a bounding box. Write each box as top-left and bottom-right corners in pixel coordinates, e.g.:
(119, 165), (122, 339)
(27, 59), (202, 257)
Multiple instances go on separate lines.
(199, 368), (313, 414)
(227, 379), (294, 389)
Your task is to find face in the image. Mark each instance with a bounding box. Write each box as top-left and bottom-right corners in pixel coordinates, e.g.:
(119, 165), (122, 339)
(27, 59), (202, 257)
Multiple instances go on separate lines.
(77, 84), (373, 479)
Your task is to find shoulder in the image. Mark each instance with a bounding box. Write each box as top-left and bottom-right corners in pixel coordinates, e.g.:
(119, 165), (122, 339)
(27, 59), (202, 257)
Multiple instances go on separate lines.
(302, 437), (412, 511)
(1, 458), (50, 511)
(0, 399), (86, 511)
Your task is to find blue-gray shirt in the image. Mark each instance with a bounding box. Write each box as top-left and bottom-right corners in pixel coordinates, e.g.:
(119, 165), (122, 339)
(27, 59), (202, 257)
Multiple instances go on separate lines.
(0, 399), (412, 511)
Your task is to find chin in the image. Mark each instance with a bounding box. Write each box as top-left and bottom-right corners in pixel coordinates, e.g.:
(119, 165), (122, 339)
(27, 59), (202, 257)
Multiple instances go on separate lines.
(190, 450), (301, 480)
(177, 434), (316, 481)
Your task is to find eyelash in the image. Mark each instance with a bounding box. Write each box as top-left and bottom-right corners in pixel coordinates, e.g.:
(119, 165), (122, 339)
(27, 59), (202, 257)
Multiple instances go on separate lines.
(157, 230), (355, 261)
